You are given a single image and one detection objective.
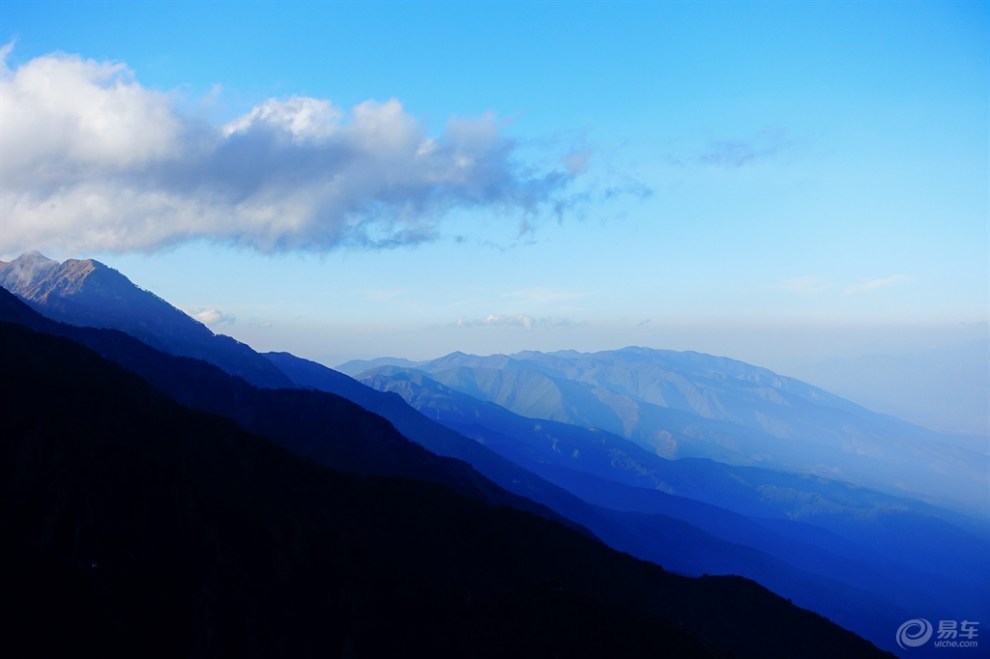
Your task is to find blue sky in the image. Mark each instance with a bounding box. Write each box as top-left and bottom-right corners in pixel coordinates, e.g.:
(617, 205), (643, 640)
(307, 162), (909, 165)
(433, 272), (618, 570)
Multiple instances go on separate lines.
(1, 0), (988, 372)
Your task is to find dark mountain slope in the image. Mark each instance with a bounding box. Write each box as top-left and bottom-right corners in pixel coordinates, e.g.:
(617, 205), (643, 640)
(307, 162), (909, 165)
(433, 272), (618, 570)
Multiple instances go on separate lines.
(0, 286), (548, 517)
(0, 251), (291, 388)
(7, 282), (794, 587)
(0, 322), (892, 659)
(13, 286), (878, 616)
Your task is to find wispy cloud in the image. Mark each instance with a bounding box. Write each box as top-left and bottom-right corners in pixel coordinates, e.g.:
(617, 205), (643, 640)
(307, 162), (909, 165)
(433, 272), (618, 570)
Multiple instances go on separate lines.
(0, 47), (576, 255)
(699, 128), (788, 169)
(844, 275), (910, 295)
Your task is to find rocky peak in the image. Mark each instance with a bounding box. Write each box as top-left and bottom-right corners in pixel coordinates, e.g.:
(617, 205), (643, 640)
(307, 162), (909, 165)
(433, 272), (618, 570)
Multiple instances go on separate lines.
(0, 251), (292, 389)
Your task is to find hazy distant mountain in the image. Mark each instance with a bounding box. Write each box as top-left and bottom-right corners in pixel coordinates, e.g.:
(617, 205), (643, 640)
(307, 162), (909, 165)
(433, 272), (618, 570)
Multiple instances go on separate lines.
(0, 251), (291, 388)
(4, 321), (899, 658)
(790, 340), (990, 440)
(353, 348), (988, 515)
(357, 365), (974, 521)
(337, 355), (420, 374)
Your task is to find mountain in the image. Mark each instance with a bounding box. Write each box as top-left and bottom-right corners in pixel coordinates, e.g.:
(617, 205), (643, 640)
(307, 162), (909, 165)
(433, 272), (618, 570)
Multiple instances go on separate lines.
(0, 286), (559, 520)
(14, 277), (841, 607)
(264, 354), (914, 639)
(5, 283), (906, 644)
(0, 264), (693, 537)
(337, 355), (421, 374)
(265, 350), (607, 522)
(346, 348), (988, 515)
(276, 353), (850, 603)
(352, 364), (990, 642)
(2, 253), (980, 654)
(0, 251), (291, 388)
(356, 365), (980, 524)
(1, 318), (894, 658)
(0, 278), (896, 624)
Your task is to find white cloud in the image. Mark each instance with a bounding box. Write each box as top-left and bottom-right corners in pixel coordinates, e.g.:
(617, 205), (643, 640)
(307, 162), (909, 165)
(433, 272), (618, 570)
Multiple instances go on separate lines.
(0, 51), (183, 180)
(190, 307), (236, 327)
(455, 313), (576, 330)
(0, 47), (574, 255)
(844, 275), (910, 295)
(223, 96), (344, 142)
(486, 313), (535, 330)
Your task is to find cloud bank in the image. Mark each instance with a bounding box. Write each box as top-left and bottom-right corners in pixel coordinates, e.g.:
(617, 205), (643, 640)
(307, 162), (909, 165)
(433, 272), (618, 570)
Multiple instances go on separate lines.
(0, 47), (573, 254)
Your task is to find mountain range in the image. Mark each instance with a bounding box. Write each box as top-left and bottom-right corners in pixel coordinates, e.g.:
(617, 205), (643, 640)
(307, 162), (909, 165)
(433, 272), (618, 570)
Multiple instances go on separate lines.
(339, 348), (988, 516)
(338, 355), (988, 646)
(4, 251), (986, 657)
(10, 318), (883, 658)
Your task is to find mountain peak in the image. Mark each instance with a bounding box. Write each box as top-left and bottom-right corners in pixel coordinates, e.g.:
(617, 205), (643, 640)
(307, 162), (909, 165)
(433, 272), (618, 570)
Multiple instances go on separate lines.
(13, 250), (55, 262)
(0, 252), (291, 388)
(0, 251), (60, 296)
(0, 253), (129, 303)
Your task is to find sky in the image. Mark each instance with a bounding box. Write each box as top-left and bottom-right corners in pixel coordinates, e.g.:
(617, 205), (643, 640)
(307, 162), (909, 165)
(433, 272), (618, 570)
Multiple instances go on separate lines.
(1, 1), (988, 380)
